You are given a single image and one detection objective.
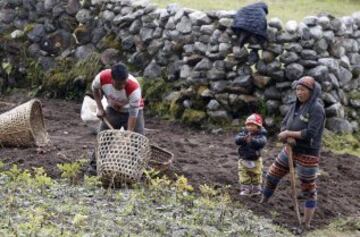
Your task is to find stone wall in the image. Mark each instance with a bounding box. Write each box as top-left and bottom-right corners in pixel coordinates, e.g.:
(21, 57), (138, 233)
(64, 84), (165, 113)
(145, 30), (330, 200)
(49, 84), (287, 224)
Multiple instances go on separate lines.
(1, 0), (360, 133)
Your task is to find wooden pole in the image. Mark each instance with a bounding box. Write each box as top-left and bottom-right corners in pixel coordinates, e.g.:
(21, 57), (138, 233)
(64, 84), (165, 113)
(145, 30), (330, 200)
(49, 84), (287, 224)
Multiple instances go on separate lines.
(101, 117), (114, 130)
(286, 141), (302, 226)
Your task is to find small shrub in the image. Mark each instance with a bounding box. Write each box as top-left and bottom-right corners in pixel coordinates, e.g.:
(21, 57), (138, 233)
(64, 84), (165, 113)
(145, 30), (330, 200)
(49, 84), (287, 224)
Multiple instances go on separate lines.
(33, 167), (54, 194)
(57, 160), (86, 184)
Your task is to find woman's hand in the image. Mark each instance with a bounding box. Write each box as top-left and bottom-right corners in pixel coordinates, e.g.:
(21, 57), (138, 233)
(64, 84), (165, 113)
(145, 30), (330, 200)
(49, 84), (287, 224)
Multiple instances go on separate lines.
(278, 130), (289, 142)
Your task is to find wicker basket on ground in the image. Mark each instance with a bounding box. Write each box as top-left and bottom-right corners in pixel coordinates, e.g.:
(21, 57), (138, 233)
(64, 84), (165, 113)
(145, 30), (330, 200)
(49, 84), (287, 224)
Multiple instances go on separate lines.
(0, 99), (48, 147)
(96, 129), (151, 186)
(149, 144), (173, 172)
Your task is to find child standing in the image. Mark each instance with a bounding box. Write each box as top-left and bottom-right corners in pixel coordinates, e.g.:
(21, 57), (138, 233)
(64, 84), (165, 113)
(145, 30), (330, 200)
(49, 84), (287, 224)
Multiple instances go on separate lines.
(235, 114), (267, 196)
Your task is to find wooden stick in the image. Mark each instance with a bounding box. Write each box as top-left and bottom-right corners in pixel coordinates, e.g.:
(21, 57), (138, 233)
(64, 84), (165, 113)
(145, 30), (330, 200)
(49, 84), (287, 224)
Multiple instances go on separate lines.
(286, 142), (302, 226)
(101, 117), (114, 130)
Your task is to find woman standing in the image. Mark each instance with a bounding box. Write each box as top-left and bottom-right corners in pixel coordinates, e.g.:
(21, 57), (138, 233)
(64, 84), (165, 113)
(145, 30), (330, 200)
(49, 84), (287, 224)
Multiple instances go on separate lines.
(261, 76), (325, 229)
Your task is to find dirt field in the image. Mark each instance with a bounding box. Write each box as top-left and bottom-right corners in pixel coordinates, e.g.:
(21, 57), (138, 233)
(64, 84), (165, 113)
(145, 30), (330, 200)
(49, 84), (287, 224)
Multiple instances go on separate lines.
(0, 96), (359, 231)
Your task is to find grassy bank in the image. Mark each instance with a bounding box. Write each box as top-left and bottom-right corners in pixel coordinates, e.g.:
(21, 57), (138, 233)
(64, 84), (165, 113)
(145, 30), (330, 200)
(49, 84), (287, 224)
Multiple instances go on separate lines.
(0, 163), (291, 236)
(152, 0), (360, 21)
(0, 161), (359, 236)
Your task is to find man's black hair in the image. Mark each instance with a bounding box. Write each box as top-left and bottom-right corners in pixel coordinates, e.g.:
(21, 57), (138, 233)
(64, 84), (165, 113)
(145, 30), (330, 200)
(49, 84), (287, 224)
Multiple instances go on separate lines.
(111, 63), (128, 81)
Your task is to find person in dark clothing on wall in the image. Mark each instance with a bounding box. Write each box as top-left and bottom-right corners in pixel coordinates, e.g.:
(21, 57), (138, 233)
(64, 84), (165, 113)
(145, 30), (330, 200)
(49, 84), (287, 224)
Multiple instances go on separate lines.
(260, 76), (326, 229)
(232, 2), (269, 48)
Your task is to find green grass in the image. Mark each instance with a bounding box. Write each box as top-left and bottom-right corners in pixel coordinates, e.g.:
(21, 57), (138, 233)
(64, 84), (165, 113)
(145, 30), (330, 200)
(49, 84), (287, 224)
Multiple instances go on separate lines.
(306, 217), (360, 237)
(0, 163), (292, 236)
(1, 162), (359, 236)
(152, 0), (360, 21)
(323, 130), (360, 157)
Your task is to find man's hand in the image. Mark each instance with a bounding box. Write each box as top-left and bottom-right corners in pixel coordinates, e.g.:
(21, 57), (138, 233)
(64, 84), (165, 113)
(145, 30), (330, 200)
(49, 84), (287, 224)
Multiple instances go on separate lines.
(112, 101), (123, 111)
(109, 98), (125, 112)
(127, 116), (137, 132)
(96, 108), (105, 118)
(278, 130), (288, 142)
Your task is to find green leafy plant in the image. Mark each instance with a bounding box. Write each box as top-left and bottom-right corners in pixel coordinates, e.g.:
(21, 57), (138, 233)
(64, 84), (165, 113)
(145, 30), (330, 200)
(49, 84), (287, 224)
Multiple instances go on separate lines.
(83, 175), (102, 189)
(199, 184), (217, 199)
(57, 160), (86, 184)
(4, 165), (32, 185)
(33, 167), (54, 194)
(1, 62), (12, 76)
(18, 207), (48, 235)
(175, 175), (194, 193)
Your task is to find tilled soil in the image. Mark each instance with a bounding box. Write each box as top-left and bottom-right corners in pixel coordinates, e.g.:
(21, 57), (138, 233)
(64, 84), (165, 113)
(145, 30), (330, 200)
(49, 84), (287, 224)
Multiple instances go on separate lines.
(1, 97), (359, 230)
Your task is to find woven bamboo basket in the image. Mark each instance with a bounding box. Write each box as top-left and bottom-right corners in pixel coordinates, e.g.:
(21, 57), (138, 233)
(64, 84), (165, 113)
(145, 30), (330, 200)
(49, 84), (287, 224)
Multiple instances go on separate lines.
(0, 99), (49, 147)
(149, 145), (173, 172)
(96, 129), (151, 185)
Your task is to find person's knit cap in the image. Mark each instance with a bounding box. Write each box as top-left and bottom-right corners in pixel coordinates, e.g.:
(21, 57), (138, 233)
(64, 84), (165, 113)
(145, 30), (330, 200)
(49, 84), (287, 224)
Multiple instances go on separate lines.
(297, 76), (315, 90)
(245, 113), (263, 127)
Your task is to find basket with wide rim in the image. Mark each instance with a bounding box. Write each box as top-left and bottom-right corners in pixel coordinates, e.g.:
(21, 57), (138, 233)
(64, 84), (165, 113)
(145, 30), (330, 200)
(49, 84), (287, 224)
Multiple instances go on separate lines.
(0, 99), (48, 147)
(96, 129), (151, 185)
(149, 144), (174, 172)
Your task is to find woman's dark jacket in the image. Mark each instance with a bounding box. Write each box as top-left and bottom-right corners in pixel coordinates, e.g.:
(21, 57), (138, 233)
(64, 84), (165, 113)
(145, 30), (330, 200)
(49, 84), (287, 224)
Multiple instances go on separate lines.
(282, 82), (325, 156)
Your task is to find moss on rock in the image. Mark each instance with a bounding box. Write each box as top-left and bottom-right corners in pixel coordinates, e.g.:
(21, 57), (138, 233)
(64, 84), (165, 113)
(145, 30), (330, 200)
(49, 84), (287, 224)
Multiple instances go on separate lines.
(322, 130), (360, 157)
(41, 53), (101, 98)
(181, 109), (207, 125)
(24, 24), (35, 33)
(142, 78), (171, 101)
(147, 102), (171, 119)
(98, 33), (122, 51)
(169, 100), (184, 119)
(142, 77), (186, 119)
(348, 90), (360, 100)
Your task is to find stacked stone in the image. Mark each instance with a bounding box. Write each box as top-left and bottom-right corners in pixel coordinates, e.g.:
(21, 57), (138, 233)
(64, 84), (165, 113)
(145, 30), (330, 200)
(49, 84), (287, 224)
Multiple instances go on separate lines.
(261, 14), (360, 133)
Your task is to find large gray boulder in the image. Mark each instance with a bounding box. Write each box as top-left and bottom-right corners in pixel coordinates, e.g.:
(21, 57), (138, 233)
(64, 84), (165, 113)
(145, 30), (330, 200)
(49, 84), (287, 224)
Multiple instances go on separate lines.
(144, 60), (162, 79)
(66, 0), (81, 16)
(74, 44), (96, 60)
(303, 16), (318, 26)
(285, 63), (304, 81)
(318, 58), (339, 73)
(176, 16), (192, 34)
(325, 102), (345, 118)
(27, 24), (46, 43)
(140, 27), (154, 43)
(0, 9), (16, 24)
(280, 51), (299, 64)
(335, 66), (352, 87)
(285, 20), (298, 33)
(100, 48), (120, 66)
(308, 65), (329, 81)
(322, 92), (338, 105)
(326, 118), (353, 133)
(266, 100), (281, 114)
(264, 86), (282, 100)
(101, 10), (115, 22)
(207, 110), (232, 124)
(193, 58), (211, 71)
(189, 11), (211, 25)
(76, 9), (92, 24)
